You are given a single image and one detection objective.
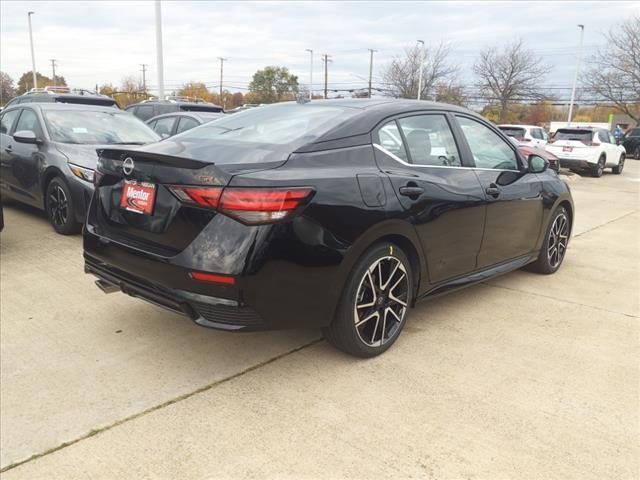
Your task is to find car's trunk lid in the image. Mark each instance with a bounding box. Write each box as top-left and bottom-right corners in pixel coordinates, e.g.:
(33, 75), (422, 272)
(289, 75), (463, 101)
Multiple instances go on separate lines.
(93, 142), (288, 254)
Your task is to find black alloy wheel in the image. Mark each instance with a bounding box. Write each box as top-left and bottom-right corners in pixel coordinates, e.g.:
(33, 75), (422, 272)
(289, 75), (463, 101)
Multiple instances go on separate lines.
(612, 155), (625, 174)
(592, 156), (606, 177)
(527, 206), (570, 274)
(324, 243), (413, 357)
(634, 146), (640, 160)
(46, 177), (81, 235)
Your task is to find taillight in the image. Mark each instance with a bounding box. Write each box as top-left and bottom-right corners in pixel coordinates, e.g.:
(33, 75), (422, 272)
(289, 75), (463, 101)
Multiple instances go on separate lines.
(219, 187), (314, 225)
(189, 271), (235, 285)
(168, 186), (314, 225)
(581, 141), (600, 146)
(168, 186), (222, 208)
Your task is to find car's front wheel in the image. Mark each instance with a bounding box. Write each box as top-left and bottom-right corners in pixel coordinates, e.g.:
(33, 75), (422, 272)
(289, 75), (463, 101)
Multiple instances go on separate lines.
(324, 243), (413, 357)
(46, 177), (81, 235)
(527, 206), (571, 274)
(612, 154), (625, 174)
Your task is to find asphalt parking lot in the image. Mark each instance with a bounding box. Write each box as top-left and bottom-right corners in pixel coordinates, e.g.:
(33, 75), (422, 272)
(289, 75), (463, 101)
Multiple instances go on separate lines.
(1, 163), (638, 479)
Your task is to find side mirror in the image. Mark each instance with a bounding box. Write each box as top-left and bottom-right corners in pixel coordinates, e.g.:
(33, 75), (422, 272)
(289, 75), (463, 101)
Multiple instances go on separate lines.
(13, 130), (41, 145)
(528, 154), (548, 173)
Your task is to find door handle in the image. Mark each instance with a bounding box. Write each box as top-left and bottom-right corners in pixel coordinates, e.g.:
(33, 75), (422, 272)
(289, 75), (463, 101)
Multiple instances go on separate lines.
(399, 186), (424, 197)
(485, 185), (501, 198)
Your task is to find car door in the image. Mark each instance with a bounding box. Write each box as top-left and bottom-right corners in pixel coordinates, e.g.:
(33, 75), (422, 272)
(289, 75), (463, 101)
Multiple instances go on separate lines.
(454, 115), (544, 269)
(0, 108), (22, 196)
(373, 112), (486, 285)
(6, 108), (47, 206)
(598, 130), (619, 165)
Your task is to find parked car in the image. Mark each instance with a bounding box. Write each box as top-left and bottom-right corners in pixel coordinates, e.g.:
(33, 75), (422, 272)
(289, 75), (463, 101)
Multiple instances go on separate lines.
(84, 99), (573, 357)
(518, 145), (559, 172)
(498, 124), (548, 148)
(146, 111), (223, 138)
(125, 97), (224, 122)
(622, 127), (640, 160)
(545, 127), (626, 177)
(0, 103), (160, 234)
(4, 86), (118, 109)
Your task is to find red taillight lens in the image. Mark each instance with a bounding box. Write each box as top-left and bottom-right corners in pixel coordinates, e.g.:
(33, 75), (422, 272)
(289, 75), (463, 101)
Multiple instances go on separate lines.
(219, 187), (314, 225)
(168, 186), (223, 208)
(190, 271), (235, 285)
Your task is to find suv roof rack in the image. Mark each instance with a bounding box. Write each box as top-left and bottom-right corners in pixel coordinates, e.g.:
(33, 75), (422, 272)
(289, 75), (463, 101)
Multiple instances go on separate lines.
(25, 86), (106, 97)
(140, 95), (211, 104)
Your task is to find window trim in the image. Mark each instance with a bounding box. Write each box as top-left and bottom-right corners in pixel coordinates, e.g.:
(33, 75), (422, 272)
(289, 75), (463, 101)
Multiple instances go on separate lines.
(175, 115), (200, 135)
(0, 108), (22, 136)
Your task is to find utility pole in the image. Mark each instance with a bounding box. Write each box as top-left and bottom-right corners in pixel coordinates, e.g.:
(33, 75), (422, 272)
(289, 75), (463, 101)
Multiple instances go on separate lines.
(322, 54), (331, 99)
(140, 64), (148, 94)
(567, 24), (585, 126)
(416, 40), (425, 100)
(27, 12), (37, 90)
(367, 49), (377, 98)
(154, 0), (165, 99)
(305, 49), (313, 100)
(50, 59), (57, 86)
(218, 57), (227, 105)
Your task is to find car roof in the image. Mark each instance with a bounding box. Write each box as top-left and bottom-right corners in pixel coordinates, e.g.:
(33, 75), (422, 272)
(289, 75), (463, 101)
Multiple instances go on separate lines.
(5, 103), (128, 113)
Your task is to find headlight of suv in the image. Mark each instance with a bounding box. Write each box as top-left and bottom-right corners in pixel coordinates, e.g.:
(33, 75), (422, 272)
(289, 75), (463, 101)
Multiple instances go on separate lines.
(69, 164), (95, 183)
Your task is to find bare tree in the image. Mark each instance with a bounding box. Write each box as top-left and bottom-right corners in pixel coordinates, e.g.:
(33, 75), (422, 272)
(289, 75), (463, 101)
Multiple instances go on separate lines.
(1, 71), (16, 105)
(473, 39), (551, 122)
(582, 15), (640, 122)
(381, 42), (457, 100)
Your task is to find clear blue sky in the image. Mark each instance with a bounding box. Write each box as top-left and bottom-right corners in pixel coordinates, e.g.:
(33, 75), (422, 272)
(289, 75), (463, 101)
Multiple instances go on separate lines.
(1, 1), (638, 99)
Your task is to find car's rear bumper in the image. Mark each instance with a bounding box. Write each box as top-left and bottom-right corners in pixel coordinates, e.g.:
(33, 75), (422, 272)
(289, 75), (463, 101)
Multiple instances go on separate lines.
(85, 254), (266, 331)
(558, 158), (595, 169)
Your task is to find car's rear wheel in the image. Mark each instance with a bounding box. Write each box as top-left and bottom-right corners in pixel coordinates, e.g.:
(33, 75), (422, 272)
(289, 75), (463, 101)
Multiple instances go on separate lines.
(527, 206), (570, 274)
(612, 154), (625, 174)
(46, 177), (81, 235)
(591, 156), (605, 177)
(634, 146), (640, 160)
(324, 243), (413, 357)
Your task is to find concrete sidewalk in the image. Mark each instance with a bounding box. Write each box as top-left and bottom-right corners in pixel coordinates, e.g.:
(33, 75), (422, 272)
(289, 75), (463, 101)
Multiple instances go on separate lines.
(1, 163), (638, 479)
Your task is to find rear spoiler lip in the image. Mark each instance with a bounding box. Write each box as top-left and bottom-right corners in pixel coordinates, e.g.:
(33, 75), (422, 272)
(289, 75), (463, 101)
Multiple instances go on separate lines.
(96, 148), (211, 169)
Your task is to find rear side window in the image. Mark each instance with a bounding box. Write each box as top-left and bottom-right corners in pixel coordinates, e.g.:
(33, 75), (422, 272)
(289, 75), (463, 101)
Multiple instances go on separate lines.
(397, 115), (461, 166)
(627, 128), (640, 138)
(598, 131), (610, 144)
(175, 116), (199, 134)
(14, 109), (43, 137)
(457, 116), (519, 170)
(531, 128), (543, 140)
(554, 129), (593, 142)
(135, 105), (155, 121)
(1, 109), (21, 134)
(378, 121), (408, 161)
(152, 116), (176, 137)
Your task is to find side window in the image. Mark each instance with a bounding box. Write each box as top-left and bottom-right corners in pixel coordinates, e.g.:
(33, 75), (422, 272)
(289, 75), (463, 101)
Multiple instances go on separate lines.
(608, 132), (616, 144)
(598, 131), (610, 144)
(135, 105), (155, 121)
(175, 117), (200, 134)
(147, 120), (157, 129)
(152, 116), (176, 137)
(532, 128), (543, 140)
(457, 116), (519, 170)
(397, 115), (461, 166)
(1, 109), (21, 135)
(14, 109), (43, 138)
(629, 129), (640, 138)
(378, 120), (408, 162)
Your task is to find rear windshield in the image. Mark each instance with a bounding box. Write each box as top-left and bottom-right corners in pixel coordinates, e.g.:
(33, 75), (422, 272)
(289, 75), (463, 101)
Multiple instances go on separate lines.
(498, 127), (526, 139)
(176, 103), (358, 146)
(55, 97), (118, 108)
(44, 110), (160, 145)
(180, 105), (224, 113)
(554, 129), (593, 141)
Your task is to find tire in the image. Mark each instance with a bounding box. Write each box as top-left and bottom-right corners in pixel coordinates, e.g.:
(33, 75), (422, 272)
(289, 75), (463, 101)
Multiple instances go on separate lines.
(634, 146), (640, 160)
(45, 177), (81, 235)
(323, 242), (414, 357)
(612, 155), (625, 174)
(591, 156), (605, 177)
(527, 206), (570, 274)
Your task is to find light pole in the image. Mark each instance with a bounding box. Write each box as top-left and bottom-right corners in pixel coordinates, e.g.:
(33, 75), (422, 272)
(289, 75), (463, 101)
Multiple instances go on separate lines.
(305, 49), (313, 100)
(154, 0), (165, 99)
(28, 11), (37, 90)
(367, 49), (377, 98)
(567, 24), (585, 126)
(218, 57), (227, 105)
(50, 59), (57, 86)
(416, 40), (424, 100)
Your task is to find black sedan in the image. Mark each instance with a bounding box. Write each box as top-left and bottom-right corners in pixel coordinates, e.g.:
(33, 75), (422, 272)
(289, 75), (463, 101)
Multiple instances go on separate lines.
(0, 103), (160, 234)
(622, 127), (640, 159)
(84, 99), (573, 357)
(146, 111), (224, 138)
